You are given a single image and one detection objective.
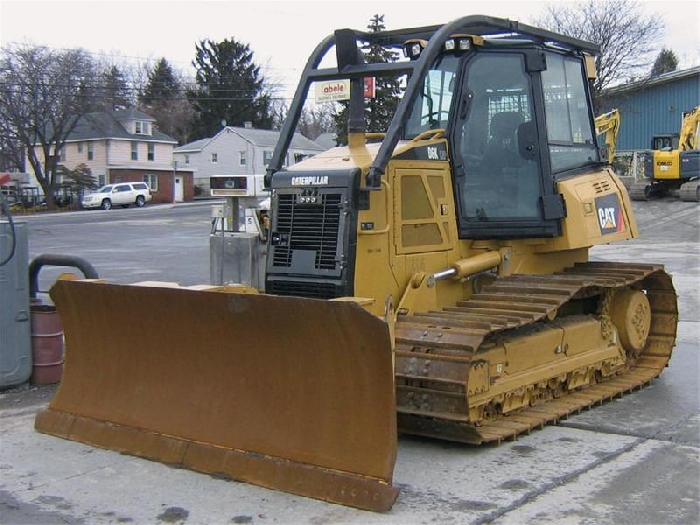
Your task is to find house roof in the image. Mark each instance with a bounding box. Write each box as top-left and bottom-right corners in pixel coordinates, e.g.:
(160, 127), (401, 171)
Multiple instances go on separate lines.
(175, 126), (324, 153)
(174, 138), (211, 153)
(113, 108), (156, 122)
(603, 66), (700, 96)
(65, 110), (176, 143)
(232, 127), (324, 151)
(314, 132), (338, 150)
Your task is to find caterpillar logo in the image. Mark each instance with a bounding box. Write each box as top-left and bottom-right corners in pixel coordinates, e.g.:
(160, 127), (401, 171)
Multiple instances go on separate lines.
(291, 175), (329, 186)
(595, 193), (624, 235)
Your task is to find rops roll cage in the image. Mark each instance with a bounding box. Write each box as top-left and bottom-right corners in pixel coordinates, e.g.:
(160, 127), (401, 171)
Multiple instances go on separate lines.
(265, 15), (600, 190)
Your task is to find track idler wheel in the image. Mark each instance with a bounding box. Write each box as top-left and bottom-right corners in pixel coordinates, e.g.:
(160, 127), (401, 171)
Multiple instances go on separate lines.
(609, 289), (651, 357)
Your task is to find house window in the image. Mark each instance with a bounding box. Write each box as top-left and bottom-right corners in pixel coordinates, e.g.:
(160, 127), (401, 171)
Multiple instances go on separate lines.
(143, 174), (158, 192)
(131, 141), (138, 161)
(239, 151), (246, 166)
(147, 143), (155, 161)
(98, 174), (106, 186)
(87, 142), (94, 161)
(263, 150), (273, 166)
(135, 121), (150, 135)
(77, 142), (83, 154)
(184, 154), (190, 165)
(210, 152), (218, 163)
(58, 148), (66, 162)
(294, 153), (308, 164)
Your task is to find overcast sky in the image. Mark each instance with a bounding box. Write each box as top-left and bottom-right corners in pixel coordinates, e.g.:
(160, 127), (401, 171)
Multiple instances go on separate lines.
(2, 0), (698, 101)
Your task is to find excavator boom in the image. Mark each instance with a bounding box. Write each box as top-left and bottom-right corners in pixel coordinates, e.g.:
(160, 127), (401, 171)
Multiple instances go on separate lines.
(595, 109), (621, 162)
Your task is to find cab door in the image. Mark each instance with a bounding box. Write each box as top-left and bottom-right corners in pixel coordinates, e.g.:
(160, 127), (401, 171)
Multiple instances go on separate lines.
(451, 51), (563, 239)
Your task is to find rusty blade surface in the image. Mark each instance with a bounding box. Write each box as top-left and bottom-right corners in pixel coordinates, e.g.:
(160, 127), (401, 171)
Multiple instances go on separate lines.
(35, 280), (398, 511)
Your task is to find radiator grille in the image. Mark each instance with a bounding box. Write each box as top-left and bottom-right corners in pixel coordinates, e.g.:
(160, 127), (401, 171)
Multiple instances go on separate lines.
(272, 193), (342, 270)
(267, 279), (340, 299)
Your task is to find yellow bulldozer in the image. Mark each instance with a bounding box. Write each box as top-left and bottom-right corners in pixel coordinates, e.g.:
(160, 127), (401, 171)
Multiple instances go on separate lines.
(36, 16), (678, 512)
(630, 105), (700, 201)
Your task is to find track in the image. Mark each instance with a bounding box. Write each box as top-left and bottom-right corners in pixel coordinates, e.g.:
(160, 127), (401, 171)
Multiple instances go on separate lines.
(394, 262), (678, 444)
(679, 179), (700, 202)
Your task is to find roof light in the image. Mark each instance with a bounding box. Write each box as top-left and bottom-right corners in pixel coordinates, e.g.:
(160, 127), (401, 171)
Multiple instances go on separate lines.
(403, 39), (427, 60)
(443, 35), (474, 53)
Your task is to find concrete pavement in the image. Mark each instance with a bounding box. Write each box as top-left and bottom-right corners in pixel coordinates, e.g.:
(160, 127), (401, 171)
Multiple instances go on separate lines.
(1, 197), (698, 524)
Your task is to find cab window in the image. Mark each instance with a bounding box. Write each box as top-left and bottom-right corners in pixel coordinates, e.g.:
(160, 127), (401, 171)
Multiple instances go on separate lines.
(454, 53), (542, 222)
(541, 52), (598, 173)
(404, 55), (459, 138)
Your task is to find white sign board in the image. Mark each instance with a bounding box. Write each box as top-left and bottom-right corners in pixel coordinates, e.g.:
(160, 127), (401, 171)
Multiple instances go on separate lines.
(315, 80), (350, 102)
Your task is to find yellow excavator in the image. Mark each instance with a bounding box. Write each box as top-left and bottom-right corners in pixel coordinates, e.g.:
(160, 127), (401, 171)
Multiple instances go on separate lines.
(630, 105), (700, 201)
(35, 16), (678, 512)
(595, 108), (621, 163)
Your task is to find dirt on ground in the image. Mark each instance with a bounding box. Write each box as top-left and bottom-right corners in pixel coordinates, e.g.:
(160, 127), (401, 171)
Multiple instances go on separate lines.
(0, 383), (59, 412)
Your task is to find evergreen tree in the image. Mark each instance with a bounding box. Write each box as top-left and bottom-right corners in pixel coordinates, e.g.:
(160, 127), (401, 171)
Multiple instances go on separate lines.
(187, 38), (272, 140)
(364, 15), (402, 133)
(333, 14), (402, 145)
(650, 48), (679, 77)
(137, 58), (193, 143)
(140, 58), (180, 106)
(100, 65), (131, 110)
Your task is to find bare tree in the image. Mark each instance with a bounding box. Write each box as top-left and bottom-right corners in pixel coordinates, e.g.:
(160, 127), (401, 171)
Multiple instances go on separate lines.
(0, 44), (98, 208)
(298, 102), (336, 140)
(0, 119), (25, 172)
(533, 0), (663, 101)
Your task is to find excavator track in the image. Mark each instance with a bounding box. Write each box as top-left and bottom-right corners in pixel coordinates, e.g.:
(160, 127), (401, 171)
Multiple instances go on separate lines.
(679, 179), (700, 202)
(629, 181), (652, 201)
(395, 262), (678, 444)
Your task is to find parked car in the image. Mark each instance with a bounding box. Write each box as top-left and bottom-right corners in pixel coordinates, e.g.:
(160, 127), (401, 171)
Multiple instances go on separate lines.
(82, 182), (152, 210)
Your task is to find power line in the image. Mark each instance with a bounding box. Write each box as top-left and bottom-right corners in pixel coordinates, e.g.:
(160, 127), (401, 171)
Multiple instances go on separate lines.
(1, 41), (304, 77)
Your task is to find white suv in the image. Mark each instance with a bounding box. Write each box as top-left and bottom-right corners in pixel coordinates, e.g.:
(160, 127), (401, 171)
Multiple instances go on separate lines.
(82, 182), (152, 210)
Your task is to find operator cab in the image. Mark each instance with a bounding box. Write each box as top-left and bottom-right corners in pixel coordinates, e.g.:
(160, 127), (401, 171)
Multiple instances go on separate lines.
(651, 134), (679, 151)
(403, 38), (600, 239)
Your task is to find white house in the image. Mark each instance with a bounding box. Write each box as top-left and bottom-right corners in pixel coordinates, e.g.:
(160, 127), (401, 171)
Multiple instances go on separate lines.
(174, 124), (324, 193)
(25, 108), (194, 203)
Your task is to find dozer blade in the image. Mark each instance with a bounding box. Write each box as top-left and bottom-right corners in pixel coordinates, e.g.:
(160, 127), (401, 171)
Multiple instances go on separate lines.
(35, 280), (399, 511)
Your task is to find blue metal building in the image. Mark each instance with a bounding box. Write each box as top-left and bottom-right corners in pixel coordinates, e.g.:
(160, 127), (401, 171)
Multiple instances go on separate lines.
(599, 66), (700, 151)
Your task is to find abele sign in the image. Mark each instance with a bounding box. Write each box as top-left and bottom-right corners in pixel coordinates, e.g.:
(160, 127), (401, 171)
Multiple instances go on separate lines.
(315, 78), (375, 103)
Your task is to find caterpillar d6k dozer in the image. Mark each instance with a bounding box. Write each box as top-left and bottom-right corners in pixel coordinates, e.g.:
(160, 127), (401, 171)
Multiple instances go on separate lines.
(36, 16), (678, 512)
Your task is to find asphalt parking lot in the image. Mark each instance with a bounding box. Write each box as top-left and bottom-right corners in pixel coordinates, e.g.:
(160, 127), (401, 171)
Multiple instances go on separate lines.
(1, 197), (698, 524)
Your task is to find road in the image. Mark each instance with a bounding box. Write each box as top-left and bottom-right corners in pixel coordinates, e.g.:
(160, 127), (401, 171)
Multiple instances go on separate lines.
(1, 197), (698, 524)
(21, 202), (214, 295)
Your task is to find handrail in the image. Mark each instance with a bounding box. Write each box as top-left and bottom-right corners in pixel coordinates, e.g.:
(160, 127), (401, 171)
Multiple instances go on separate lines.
(29, 254), (99, 298)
